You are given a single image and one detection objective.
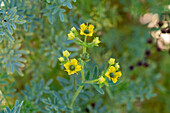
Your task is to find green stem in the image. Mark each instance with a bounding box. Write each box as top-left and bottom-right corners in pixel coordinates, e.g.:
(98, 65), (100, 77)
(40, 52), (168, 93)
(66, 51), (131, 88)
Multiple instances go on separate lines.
(83, 36), (87, 53)
(75, 37), (83, 43)
(81, 62), (85, 82)
(85, 79), (99, 84)
(70, 35), (88, 112)
(81, 35), (87, 82)
(70, 85), (83, 108)
(66, 57), (69, 61)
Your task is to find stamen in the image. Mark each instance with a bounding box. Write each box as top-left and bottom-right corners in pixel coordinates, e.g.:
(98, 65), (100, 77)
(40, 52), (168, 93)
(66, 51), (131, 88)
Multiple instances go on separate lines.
(84, 29), (89, 34)
(109, 73), (115, 78)
(70, 65), (75, 71)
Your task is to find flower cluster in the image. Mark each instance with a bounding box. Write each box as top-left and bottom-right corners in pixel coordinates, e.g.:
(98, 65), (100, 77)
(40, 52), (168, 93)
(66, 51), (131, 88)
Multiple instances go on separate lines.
(58, 23), (122, 109)
(59, 23), (122, 85)
(58, 50), (81, 75)
(98, 58), (122, 87)
(67, 23), (101, 47)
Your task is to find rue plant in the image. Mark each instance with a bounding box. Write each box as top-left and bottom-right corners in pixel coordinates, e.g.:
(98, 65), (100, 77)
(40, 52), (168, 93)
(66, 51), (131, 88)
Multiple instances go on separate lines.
(59, 23), (122, 112)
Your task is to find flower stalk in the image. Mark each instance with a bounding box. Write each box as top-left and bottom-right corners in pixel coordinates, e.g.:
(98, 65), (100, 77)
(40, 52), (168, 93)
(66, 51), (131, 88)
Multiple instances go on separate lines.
(70, 36), (87, 111)
(59, 23), (122, 112)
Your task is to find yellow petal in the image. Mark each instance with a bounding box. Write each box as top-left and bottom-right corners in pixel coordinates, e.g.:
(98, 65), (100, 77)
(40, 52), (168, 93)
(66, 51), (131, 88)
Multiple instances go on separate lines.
(105, 71), (111, 79)
(112, 78), (117, 83)
(75, 65), (81, 71)
(109, 66), (116, 73)
(88, 24), (94, 31)
(115, 71), (122, 77)
(80, 23), (87, 30)
(71, 59), (78, 65)
(64, 62), (70, 69)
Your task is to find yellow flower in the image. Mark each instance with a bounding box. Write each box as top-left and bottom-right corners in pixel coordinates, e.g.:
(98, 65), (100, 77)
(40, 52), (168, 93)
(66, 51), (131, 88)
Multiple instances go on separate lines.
(63, 50), (70, 57)
(71, 27), (76, 32)
(68, 32), (75, 40)
(108, 58), (115, 65)
(105, 66), (121, 83)
(58, 57), (64, 62)
(80, 23), (94, 37)
(93, 37), (101, 46)
(1, 1), (5, 7)
(64, 59), (81, 75)
(115, 71), (122, 78)
(98, 76), (105, 84)
(115, 63), (120, 69)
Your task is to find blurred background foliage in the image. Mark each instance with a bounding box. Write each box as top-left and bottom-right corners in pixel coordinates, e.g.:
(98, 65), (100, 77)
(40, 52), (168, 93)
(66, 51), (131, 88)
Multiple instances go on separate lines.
(0, 0), (170, 113)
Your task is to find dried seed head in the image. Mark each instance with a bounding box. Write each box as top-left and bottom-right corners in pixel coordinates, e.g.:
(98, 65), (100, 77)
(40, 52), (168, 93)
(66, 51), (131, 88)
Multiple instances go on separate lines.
(144, 62), (149, 67)
(158, 21), (163, 27)
(145, 50), (151, 56)
(161, 28), (167, 33)
(147, 38), (153, 44)
(137, 60), (143, 66)
(129, 65), (134, 70)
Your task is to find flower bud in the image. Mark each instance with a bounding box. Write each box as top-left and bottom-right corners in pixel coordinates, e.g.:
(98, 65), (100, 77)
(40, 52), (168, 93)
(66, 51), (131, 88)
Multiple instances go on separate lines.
(71, 27), (77, 32)
(93, 37), (101, 46)
(63, 50), (70, 57)
(80, 52), (89, 61)
(58, 57), (64, 62)
(115, 63), (120, 69)
(108, 58), (115, 65)
(68, 32), (75, 40)
(98, 76), (105, 84)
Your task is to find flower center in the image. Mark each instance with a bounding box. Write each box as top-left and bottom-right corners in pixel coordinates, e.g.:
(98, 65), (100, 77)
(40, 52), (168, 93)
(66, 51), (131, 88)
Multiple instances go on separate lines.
(109, 73), (115, 78)
(70, 65), (75, 71)
(84, 29), (89, 34)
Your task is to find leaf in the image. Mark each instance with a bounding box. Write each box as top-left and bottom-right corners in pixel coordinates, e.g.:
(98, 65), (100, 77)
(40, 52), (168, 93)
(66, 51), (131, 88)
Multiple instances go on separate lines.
(57, 77), (69, 84)
(0, 80), (8, 84)
(7, 24), (13, 34)
(53, 91), (61, 99)
(48, 13), (53, 24)
(0, 32), (5, 35)
(5, 30), (14, 41)
(46, 79), (53, 86)
(59, 11), (64, 22)
(41, 98), (51, 105)
(93, 66), (98, 79)
(85, 71), (90, 80)
(6, 107), (10, 113)
(0, 36), (3, 42)
(60, 0), (65, 3)
(47, 5), (56, 9)
(52, 7), (59, 14)
(6, 94), (14, 97)
(67, 3), (72, 9)
(12, 22), (16, 29)
(92, 84), (104, 95)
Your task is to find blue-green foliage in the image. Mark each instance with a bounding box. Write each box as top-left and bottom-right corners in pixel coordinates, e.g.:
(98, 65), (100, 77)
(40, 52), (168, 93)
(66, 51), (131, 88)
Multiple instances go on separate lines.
(0, 73), (16, 111)
(16, 77), (52, 112)
(0, 41), (28, 76)
(42, 0), (76, 23)
(0, 100), (23, 113)
(0, 0), (169, 113)
(0, 6), (25, 42)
